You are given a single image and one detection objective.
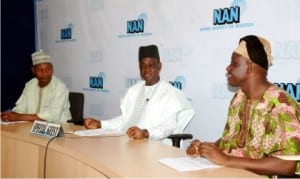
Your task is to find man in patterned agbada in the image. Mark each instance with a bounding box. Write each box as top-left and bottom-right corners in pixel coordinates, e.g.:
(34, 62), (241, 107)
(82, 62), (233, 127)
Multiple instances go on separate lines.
(186, 35), (300, 177)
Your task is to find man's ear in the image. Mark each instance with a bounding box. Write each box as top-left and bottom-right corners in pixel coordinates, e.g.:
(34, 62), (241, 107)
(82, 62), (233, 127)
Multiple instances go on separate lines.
(247, 61), (253, 74)
(158, 62), (162, 71)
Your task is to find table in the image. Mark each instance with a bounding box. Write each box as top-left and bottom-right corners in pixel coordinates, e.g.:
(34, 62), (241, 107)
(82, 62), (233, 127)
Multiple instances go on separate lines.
(1, 122), (263, 178)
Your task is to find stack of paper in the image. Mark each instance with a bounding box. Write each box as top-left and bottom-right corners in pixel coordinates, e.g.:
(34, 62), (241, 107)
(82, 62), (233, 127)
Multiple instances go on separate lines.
(0, 120), (29, 125)
(73, 128), (123, 137)
(159, 157), (222, 172)
(272, 154), (300, 161)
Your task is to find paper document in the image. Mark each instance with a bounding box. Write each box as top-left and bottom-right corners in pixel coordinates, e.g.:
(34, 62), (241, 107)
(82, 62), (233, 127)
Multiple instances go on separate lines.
(272, 154), (300, 161)
(0, 120), (29, 125)
(73, 128), (124, 137)
(159, 157), (222, 172)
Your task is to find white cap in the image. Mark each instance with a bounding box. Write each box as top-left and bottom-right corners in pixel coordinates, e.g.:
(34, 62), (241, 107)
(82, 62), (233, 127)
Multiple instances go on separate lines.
(31, 49), (52, 66)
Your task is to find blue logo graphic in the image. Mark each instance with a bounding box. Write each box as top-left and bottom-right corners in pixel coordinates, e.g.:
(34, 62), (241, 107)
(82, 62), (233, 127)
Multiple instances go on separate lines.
(274, 82), (300, 102)
(127, 19), (144, 33)
(90, 76), (103, 89)
(60, 24), (72, 40)
(200, 0), (253, 32)
(213, 6), (240, 25)
(118, 13), (152, 38)
(56, 23), (76, 43)
(169, 76), (186, 90)
(83, 72), (110, 93)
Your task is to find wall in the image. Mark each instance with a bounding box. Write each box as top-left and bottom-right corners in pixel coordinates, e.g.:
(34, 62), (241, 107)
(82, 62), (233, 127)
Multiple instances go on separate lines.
(35, 0), (300, 141)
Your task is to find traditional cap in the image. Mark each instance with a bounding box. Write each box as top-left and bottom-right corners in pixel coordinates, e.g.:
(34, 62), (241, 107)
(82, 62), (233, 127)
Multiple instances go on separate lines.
(31, 49), (52, 66)
(234, 35), (273, 70)
(138, 45), (160, 61)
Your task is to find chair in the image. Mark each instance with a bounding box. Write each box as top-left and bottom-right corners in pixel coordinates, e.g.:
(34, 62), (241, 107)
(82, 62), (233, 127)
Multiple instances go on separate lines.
(167, 110), (194, 148)
(167, 133), (193, 148)
(67, 92), (84, 125)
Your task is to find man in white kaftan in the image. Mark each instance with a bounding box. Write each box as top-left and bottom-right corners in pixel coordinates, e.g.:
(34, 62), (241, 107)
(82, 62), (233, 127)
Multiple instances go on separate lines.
(1, 50), (71, 123)
(102, 80), (194, 140)
(12, 75), (71, 122)
(84, 45), (195, 141)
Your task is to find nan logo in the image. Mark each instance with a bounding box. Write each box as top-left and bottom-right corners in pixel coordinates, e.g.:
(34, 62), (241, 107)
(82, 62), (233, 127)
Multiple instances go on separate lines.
(83, 72), (110, 93)
(61, 27), (72, 40)
(118, 13), (152, 38)
(56, 23), (76, 43)
(213, 6), (240, 25)
(200, 0), (253, 32)
(90, 76), (103, 89)
(127, 19), (144, 33)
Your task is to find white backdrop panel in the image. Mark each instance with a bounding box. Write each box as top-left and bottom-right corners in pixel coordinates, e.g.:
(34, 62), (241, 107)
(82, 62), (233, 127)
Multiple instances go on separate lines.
(36, 0), (300, 142)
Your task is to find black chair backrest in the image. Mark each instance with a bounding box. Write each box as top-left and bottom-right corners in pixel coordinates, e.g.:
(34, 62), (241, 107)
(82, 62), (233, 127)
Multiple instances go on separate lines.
(68, 92), (84, 125)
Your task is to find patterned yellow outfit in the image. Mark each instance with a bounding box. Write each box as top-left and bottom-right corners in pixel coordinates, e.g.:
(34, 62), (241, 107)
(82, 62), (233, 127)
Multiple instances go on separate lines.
(219, 85), (300, 173)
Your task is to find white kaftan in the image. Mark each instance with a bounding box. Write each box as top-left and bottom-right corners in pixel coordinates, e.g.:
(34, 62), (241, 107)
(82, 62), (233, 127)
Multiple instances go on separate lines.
(102, 80), (195, 140)
(12, 75), (71, 123)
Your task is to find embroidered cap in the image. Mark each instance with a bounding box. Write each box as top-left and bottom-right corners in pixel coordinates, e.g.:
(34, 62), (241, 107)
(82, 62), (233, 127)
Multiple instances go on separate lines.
(31, 49), (52, 66)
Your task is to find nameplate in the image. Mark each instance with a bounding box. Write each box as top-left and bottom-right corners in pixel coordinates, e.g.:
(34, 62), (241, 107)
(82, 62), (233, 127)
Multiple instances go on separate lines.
(30, 120), (64, 138)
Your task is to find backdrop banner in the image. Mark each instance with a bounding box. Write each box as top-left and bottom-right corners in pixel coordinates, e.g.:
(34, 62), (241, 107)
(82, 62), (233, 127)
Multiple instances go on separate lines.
(35, 0), (300, 142)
